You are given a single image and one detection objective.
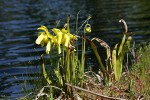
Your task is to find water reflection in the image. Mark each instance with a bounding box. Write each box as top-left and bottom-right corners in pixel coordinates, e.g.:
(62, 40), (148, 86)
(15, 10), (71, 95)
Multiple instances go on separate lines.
(0, 0), (150, 99)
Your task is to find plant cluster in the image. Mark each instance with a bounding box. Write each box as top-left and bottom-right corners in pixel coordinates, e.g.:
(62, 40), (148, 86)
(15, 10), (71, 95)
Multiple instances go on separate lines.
(34, 16), (132, 99)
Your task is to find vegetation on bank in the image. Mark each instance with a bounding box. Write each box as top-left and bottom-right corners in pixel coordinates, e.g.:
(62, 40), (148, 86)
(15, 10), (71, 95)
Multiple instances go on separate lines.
(21, 16), (150, 100)
(130, 43), (150, 99)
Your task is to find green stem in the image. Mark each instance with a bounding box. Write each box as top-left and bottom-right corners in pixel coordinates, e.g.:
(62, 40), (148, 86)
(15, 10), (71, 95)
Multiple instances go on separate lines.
(70, 52), (75, 84)
(80, 34), (85, 86)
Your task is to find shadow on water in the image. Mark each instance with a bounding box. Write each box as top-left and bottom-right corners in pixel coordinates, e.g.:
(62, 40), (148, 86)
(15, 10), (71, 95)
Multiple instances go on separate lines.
(0, 0), (150, 99)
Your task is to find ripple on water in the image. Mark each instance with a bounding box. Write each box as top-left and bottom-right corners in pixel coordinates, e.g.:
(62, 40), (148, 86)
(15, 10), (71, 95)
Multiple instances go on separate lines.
(0, 0), (150, 99)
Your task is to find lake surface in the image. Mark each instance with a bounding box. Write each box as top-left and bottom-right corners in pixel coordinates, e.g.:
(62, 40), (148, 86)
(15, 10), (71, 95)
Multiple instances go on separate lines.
(0, 0), (150, 99)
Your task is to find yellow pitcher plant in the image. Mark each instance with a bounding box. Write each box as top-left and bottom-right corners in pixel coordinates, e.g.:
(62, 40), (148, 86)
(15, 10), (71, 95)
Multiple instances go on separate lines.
(34, 16), (134, 99)
(35, 15), (93, 98)
(35, 25), (77, 54)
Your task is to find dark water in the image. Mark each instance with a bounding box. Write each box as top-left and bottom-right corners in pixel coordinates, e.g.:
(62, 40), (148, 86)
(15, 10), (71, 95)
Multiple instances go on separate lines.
(0, 0), (150, 99)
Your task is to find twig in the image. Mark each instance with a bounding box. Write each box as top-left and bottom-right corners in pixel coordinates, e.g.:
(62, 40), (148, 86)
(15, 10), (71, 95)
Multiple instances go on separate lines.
(22, 92), (34, 99)
(84, 71), (103, 83)
(35, 86), (49, 100)
(65, 83), (128, 100)
(35, 85), (65, 100)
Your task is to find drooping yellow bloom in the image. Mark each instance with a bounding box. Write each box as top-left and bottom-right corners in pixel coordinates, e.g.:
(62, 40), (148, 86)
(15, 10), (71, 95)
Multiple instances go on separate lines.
(85, 24), (91, 33)
(63, 33), (70, 47)
(85, 27), (91, 33)
(46, 40), (51, 54)
(61, 28), (77, 47)
(35, 25), (77, 54)
(52, 28), (63, 54)
(35, 32), (49, 47)
(52, 28), (63, 44)
(35, 26), (52, 54)
(35, 33), (44, 45)
(38, 25), (53, 39)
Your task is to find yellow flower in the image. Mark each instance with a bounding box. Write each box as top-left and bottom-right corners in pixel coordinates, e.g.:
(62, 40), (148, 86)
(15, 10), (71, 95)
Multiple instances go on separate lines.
(85, 24), (91, 33)
(46, 40), (51, 54)
(61, 28), (77, 47)
(38, 25), (53, 39)
(52, 28), (63, 54)
(85, 27), (91, 33)
(63, 33), (70, 47)
(35, 32), (44, 45)
(35, 32), (49, 47)
(36, 26), (53, 54)
(52, 28), (63, 44)
(35, 25), (77, 54)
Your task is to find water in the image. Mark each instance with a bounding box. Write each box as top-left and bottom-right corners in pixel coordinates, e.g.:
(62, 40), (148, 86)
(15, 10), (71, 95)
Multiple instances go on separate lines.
(0, 0), (150, 99)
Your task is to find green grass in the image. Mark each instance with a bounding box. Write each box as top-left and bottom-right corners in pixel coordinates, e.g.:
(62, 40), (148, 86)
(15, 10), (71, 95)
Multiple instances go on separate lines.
(130, 43), (150, 99)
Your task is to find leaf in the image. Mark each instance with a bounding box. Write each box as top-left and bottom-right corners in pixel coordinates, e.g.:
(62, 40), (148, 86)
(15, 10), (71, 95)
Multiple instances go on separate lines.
(118, 34), (126, 56)
(112, 44), (118, 80)
(54, 69), (63, 86)
(91, 38), (109, 48)
(122, 35), (132, 53)
(116, 53), (123, 81)
(41, 55), (52, 84)
(88, 39), (106, 74)
(91, 37), (110, 60)
(116, 35), (132, 81)
(65, 50), (70, 83)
